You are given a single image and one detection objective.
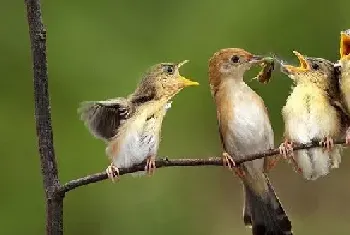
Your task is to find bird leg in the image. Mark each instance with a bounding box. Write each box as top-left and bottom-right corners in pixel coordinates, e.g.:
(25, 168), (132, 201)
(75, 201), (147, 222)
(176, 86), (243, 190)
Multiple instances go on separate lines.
(222, 152), (235, 170)
(222, 152), (245, 178)
(279, 140), (301, 173)
(105, 163), (120, 182)
(320, 136), (337, 167)
(279, 140), (293, 159)
(145, 155), (156, 176)
(319, 136), (334, 151)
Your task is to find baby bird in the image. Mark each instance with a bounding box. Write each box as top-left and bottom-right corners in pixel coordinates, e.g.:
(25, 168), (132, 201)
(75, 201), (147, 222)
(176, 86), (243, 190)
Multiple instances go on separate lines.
(280, 51), (343, 180)
(78, 61), (198, 180)
(209, 48), (292, 235)
(337, 29), (350, 142)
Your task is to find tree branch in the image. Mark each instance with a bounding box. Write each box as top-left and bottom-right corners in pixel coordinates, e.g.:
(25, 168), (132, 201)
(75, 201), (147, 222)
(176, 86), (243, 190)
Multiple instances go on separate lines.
(59, 139), (346, 194)
(25, 0), (63, 235)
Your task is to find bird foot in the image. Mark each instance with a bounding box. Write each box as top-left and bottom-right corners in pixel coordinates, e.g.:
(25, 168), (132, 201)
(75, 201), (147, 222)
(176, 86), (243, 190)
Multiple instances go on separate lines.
(145, 156), (156, 176)
(279, 140), (294, 159)
(319, 136), (334, 151)
(279, 140), (301, 173)
(105, 164), (120, 182)
(222, 152), (236, 170)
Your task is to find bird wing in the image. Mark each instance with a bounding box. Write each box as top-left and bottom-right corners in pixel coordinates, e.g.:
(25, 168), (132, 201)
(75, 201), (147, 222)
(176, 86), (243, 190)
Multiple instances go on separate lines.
(215, 109), (228, 153)
(78, 97), (134, 141)
(331, 99), (350, 129)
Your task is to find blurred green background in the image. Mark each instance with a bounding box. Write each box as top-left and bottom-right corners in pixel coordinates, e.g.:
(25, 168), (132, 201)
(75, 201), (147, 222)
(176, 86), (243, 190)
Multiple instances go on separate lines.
(2, 0), (350, 234)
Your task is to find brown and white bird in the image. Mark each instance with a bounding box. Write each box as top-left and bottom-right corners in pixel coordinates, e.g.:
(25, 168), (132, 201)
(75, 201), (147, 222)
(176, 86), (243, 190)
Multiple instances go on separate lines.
(280, 51), (344, 180)
(209, 48), (292, 235)
(337, 29), (350, 142)
(78, 61), (198, 180)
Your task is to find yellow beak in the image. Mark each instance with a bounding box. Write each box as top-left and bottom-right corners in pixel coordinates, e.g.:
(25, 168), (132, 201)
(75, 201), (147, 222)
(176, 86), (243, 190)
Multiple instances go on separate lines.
(340, 31), (350, 59)
(175, 60), (199, 87)
(177, 60), (189, 68)
(283, 51), (310, 73)
(178, 76), (199, 87)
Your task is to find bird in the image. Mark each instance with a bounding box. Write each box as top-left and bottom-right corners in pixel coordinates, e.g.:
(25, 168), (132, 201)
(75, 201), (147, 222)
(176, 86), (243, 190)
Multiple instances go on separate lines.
(337, 29), (350, 143)
(78, 60), (199, 180)
(279, 51), (345, 180)
(208, 48), (292, 235)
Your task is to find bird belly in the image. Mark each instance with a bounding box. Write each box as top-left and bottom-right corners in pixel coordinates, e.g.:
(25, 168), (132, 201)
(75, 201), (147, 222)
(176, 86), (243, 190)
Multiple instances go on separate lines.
(224, 95), (272, 163)
(109, 117), (159, 168)
(283, 89), (341, 179)
(223, 93), (273, 193)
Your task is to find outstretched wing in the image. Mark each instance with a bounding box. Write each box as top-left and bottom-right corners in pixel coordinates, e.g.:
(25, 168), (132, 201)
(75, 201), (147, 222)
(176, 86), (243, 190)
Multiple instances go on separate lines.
(78, 98), (133, 141)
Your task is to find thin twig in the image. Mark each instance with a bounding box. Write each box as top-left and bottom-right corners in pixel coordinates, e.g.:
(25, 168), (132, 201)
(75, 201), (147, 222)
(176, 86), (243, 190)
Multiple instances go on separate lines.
(25, 0), (63, 235)
(59, 139), (346, 194)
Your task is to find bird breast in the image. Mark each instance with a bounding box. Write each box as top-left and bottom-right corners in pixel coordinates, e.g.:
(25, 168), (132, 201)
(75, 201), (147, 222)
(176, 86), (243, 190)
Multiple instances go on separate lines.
(282, 85), (340, 142)
(218, 82), (273, 158)
(107, 103), (169, 168)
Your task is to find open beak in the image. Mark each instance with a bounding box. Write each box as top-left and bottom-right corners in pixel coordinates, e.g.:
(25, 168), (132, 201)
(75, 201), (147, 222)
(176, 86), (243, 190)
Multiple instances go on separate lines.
(282, 51), (310, 73)
(340, 30), (350, 59)
(176, 60), (199, 87)
(178, 76), (199, 87)
(249, 55), (264, 65)
(177, 60), (189, 68)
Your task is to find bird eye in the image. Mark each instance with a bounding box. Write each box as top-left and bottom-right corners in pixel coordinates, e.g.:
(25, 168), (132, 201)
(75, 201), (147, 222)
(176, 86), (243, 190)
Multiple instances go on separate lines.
(231, 55), (240, 63)
(312, 63), (319, 70)
(164, 65), (174, 75)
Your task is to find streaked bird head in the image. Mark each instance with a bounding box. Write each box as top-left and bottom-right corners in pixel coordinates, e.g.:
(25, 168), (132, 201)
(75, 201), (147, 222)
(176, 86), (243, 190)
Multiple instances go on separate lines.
(132, 60), (199, 103)
(281, 51), (336, 89)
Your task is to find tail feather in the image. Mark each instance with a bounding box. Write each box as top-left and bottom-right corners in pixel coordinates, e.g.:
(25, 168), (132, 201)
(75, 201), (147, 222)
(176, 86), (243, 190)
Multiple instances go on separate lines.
(296, 146), (341, 181)
(244, 176), (292, 235)
(243, 185), (252, 226)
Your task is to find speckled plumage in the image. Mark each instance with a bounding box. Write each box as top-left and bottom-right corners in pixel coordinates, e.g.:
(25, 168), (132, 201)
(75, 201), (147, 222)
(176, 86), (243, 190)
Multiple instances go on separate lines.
(281, 52), (344, 180)
(78, 61), (198, 177)
(209, 48), (292, 235)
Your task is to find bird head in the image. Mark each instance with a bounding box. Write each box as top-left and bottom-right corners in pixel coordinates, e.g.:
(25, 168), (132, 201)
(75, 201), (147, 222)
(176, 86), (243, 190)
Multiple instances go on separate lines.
(208, 48), (265, 93)
(133, 60), (199, 102)
(281, 51), (336, 89)
(340, 29), (350, 61)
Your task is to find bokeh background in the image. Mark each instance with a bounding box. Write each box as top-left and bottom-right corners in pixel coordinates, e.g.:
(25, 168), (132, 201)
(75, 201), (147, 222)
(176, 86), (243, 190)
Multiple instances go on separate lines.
(2, 0), (350, 234)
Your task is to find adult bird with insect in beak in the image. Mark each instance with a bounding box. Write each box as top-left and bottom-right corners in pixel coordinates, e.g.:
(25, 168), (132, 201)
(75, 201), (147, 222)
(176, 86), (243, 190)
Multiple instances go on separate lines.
(78, 60), (198, 181)
(209, 48), (292, 235)
(279, 51), (345, 180)
(337, 29), (350, 143)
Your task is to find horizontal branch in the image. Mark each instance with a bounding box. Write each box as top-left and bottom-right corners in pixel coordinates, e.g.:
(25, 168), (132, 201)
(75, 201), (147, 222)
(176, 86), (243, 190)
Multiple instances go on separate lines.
(58, 139), (347, 194)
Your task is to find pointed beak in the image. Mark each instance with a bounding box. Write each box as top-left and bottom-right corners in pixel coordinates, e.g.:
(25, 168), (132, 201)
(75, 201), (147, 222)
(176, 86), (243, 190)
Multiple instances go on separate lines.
(178, 76), (199, 87)
(176, 60), (199, 87)
(249, 54), (264, 64)
(281, 51), (310, 74)
(177, 60), (189, 68)
(340, 30), (350, 59)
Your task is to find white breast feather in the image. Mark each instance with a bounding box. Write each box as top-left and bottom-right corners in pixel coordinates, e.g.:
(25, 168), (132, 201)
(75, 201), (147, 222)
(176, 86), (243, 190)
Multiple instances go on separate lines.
(283, 86), (341, 180)
(108, 103), (170, 169)
(225, 85), (273, 158)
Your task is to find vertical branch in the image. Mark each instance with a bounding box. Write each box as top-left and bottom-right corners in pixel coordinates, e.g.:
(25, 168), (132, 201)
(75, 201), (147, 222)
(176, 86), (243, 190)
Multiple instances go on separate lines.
(25, 0), (63, 235)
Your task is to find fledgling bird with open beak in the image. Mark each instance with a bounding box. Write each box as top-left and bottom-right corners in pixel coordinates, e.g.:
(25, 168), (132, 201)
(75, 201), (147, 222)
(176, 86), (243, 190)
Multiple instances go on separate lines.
(337, 29), (350, 142)
(209, 48), (292, 235)
(280, 51), (344, 180)
(78, 61), (198, 180)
